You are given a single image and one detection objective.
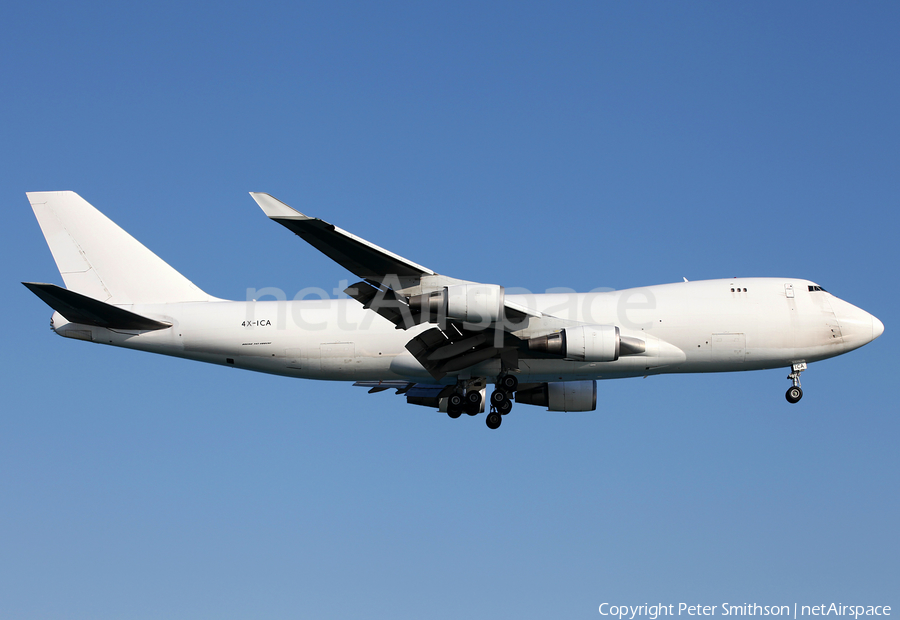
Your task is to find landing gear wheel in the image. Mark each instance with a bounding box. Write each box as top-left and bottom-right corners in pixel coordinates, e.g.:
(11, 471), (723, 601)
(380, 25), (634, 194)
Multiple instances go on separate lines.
(786, 386), (803, 404)
(490, 389), (510, 407)
(464, 390), (482, 415)
(448, 393), (464, 418)
(497, 400), (513, 415)
(486, 412), (502, 429)
(498, 374), (518, 392)
(785, 362), (806, 404)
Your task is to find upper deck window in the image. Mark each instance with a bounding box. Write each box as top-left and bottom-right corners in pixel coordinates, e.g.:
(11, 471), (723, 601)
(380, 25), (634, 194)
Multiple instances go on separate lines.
(808, 285), (827, 292)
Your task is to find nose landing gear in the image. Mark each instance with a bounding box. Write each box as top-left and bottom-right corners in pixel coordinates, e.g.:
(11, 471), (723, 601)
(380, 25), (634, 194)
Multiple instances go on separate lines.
(785, 362), (807, 403)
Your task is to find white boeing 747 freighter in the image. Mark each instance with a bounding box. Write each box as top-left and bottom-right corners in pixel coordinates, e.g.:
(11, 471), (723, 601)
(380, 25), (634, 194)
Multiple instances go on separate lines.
(24, 191), (883, 429)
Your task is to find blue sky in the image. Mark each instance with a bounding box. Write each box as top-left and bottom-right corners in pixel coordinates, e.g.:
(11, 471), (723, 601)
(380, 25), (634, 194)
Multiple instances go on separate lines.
(1, 2), (897, 619)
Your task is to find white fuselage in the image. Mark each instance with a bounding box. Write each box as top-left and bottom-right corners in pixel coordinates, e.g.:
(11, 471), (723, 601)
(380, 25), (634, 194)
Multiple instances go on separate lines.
(48, 277), (882, 386)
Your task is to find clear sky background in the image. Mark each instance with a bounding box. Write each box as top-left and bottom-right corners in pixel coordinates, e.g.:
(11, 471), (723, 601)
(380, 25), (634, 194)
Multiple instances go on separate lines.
(1, 2), (897, 619)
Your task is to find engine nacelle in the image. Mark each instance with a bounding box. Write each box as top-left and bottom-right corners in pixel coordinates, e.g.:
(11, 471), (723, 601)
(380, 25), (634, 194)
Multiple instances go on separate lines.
(408, 284), (504, 324)
(528, 325), (620, 362)
(446, 283), (503, 323)
(515, 380), (597, 412)
(566, 325), (619, 361)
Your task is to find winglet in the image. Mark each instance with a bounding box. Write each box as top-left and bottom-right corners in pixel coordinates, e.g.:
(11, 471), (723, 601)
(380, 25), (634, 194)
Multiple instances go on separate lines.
(250, 192), (310, 220)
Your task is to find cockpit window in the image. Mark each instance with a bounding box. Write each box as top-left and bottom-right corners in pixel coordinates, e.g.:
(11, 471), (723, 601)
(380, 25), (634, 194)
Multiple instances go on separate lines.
(808, 285), (827, 292)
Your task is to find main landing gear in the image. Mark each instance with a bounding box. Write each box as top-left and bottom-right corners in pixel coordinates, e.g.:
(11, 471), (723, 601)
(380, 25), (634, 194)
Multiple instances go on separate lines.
(446, 385), (484, 418)
(486, 374), (518, 429)
(465, 390), (482, 415)
(489, 388), (513, 413)
(447, 393), (464, 418)
(445, 374), (519, 430)
(785, 362), (806, 404)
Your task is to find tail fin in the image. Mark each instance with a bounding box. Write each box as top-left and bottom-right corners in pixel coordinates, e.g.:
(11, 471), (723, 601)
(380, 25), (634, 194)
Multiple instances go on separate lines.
(27, 191), (214, 304)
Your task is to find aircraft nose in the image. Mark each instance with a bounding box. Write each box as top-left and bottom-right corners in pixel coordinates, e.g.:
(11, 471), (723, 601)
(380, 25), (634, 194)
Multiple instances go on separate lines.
(872, 315), (884, 340)
(831, 296), (883, 349)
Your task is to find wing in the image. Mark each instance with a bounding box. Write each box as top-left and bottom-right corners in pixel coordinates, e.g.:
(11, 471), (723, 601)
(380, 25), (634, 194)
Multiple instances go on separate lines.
(250, 193), (435, 282)
(252, 193), (643, 380)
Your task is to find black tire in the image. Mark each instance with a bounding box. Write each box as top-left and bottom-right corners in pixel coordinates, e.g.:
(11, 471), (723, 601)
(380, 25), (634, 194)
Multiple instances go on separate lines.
(486, 412), (502, 429)
(785, 386), (803, 404)
(490, 390), (509, 406)
(465, 390), (482, 415)
(447, 404), (462, 419)
(499, 375), (518, 392)
(497, 399), (513, 415)
(448, 393), (463, 408)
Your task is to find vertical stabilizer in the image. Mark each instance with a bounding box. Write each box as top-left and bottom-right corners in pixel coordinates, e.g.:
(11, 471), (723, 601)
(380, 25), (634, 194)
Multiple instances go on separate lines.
(27, 191), (213, 304)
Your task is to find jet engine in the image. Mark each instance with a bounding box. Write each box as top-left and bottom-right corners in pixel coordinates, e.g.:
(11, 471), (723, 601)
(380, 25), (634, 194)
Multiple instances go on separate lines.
(528, 325), (620, 361)
(515, 380), (597, 412)
(409, 283), (504, 324)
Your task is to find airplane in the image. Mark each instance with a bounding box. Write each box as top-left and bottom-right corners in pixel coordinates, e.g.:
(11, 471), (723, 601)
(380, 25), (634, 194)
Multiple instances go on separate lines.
(23, 191), (884, 429)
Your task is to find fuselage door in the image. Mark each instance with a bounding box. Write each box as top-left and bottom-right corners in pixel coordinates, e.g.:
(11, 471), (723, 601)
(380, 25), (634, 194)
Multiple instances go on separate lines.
(785, 284), (795, 298)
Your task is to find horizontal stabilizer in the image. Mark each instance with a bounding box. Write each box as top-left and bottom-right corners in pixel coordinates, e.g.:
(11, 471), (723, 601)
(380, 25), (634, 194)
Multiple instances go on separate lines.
(23, 282), (171, 331)
(250, 192), (435, 282)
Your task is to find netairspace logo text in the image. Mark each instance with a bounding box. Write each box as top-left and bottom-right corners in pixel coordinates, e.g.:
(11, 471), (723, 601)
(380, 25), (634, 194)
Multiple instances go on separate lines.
(599, 604), (892, 620)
